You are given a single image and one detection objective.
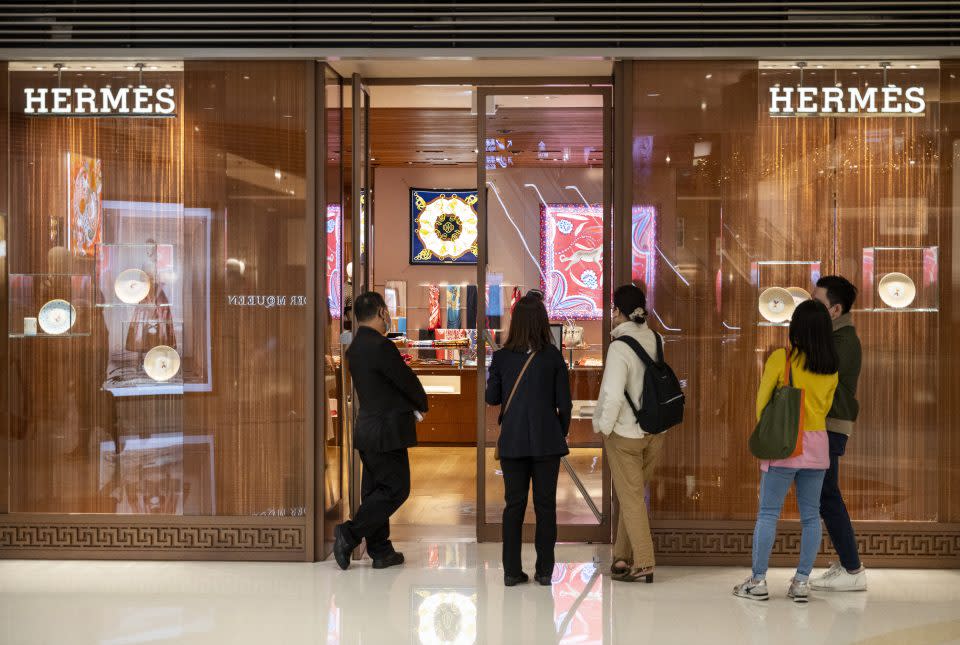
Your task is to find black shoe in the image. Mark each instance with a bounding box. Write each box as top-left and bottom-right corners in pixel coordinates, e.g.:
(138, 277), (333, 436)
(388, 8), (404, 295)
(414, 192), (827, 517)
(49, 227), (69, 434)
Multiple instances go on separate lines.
(504, 572), (530, 587)
(333, 524), (354, 570)
(534, 573), (553, 586)
(372, 552), (405, 570)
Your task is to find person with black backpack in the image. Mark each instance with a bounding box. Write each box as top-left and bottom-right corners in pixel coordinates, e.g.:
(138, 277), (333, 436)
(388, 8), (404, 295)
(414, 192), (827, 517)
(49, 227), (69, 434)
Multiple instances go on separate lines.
(593, 285), (685, 583)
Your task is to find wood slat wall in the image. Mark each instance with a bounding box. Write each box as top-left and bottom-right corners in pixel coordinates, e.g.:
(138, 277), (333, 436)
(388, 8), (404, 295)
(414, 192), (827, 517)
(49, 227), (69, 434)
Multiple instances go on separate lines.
(632, 60), (955, 525)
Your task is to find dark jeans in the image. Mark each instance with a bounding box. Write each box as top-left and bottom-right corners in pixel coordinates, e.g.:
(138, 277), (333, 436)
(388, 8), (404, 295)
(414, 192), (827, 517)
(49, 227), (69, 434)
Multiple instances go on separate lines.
(500, 455), (561, 578)
(819, 432), (862, 571)
(342, 448), (411, 559)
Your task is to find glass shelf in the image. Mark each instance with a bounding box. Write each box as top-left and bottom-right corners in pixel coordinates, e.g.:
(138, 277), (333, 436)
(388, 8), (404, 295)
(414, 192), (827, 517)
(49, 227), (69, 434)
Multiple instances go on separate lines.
(8, 273), (93, 337)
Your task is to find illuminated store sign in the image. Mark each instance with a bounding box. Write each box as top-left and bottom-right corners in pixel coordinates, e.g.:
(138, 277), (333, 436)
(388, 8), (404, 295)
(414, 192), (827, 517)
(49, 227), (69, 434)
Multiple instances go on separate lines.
(768, 85), (925, 116)
(23, 86), (176, 116)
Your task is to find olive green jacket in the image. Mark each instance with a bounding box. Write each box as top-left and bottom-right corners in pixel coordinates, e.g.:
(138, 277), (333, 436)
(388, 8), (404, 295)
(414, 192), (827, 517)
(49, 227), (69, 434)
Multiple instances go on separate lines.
(826, 314), (862, 435)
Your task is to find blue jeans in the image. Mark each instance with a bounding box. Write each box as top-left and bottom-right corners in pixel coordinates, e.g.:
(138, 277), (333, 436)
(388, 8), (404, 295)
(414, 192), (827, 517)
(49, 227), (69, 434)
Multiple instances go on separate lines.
(752, 467), (826, 581)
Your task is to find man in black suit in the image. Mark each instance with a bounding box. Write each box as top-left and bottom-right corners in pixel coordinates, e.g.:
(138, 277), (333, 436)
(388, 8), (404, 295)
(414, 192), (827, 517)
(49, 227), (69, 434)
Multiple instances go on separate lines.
(334, 291), (428, 570)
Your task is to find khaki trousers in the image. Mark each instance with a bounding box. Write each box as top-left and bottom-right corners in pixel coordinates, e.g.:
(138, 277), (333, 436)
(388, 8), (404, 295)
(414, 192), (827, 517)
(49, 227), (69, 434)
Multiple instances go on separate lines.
(605, 431), (666, 569)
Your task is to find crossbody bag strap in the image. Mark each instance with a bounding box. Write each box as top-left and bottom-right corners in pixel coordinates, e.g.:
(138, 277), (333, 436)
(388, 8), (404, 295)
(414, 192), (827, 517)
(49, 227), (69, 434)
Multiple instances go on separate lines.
(501, 351), (537, 420)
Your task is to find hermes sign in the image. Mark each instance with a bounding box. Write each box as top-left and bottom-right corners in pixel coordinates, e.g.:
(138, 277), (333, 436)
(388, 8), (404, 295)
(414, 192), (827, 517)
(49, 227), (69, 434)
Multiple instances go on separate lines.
(23, 86), (176, 116)
(768, 85), (925, 117)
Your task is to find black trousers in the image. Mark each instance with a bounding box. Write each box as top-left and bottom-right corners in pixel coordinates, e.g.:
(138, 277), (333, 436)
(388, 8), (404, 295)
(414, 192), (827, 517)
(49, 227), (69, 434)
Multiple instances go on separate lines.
(819, 432), (862, 571)
(500, 455), (561, 578)
(342, 448), (411, 559)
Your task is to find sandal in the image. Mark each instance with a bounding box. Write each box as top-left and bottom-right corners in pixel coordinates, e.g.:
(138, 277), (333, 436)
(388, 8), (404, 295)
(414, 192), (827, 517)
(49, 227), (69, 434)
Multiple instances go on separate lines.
(612, 566), (655, 584)
(611, 560), (631, 575)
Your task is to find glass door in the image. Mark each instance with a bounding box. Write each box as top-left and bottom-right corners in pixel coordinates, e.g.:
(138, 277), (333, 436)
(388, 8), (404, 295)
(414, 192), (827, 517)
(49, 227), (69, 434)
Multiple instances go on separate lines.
(476, 87), (613, 543)
(345, 74), (371, 540)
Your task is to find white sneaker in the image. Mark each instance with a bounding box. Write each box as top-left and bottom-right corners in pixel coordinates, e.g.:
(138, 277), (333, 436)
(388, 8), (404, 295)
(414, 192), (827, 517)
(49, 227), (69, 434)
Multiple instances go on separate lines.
(810, 563), (867, 592)
(733, 576), (769, 601)
(787, 578), (810, 603)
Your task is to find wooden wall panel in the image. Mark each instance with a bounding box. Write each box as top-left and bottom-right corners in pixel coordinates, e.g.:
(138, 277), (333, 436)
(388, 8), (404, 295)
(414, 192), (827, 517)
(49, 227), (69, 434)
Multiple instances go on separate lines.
(940, 61), (960, 523)
(182, 61), (309, 517)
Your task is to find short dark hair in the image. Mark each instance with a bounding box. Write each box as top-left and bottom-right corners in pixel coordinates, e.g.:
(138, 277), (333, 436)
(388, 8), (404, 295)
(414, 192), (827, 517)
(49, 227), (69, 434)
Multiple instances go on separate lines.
(816, 275), (858, 314)
(789, 299), (839, 375)
(353, 291), (386, 323)
(504, 295), (552, 353)
(613, 284), (647, 325)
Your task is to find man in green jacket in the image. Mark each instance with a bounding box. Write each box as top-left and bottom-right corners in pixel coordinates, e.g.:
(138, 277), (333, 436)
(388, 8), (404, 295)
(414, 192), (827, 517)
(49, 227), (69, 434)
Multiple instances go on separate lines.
(811, 275), (867, 592)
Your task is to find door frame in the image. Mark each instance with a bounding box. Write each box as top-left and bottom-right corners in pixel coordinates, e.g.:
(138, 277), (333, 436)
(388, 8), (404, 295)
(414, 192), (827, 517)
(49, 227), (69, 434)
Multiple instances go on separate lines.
(474, 84), (615, 543)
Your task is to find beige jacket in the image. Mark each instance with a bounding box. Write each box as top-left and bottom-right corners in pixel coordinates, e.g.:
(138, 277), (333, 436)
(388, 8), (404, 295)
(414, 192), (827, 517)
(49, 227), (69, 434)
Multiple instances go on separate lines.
(592, 321), (659, 439)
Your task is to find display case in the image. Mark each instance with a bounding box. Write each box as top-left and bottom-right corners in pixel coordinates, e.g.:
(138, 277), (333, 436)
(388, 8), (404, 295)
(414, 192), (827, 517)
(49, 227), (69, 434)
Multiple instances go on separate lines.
(96, 242), (174, 309)
(104, 319), (184, 394)
(751, 260), (821, 326)
(861, 246), (939, 312)
(8, 273), (94, 337)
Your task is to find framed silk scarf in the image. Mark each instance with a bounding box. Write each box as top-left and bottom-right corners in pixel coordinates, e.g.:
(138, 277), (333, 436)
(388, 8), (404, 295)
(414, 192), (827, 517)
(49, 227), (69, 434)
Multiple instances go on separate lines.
(410, 188), (479, 265)
(539, 204), (604, 320)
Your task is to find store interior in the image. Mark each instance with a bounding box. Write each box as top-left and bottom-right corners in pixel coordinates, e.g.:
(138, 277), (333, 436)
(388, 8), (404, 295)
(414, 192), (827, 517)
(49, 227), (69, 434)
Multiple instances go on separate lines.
(355, 83), (609, 537)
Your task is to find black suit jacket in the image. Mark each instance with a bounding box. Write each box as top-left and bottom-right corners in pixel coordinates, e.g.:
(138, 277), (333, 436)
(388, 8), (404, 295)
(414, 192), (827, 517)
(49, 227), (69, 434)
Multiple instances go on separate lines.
(485, 346), (572, 459)
(347, 326), (429, 453)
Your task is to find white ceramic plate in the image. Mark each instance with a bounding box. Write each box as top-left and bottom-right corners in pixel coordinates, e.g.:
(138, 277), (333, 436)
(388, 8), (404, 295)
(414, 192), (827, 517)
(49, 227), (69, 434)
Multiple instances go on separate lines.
(143, 345), (181, 382)
(758, 287), (796, 323)
(878, 272), (917, 308)
(114, 268), (151, 304)
(786, 287), (811, 306)
(38, 299), (77, 335)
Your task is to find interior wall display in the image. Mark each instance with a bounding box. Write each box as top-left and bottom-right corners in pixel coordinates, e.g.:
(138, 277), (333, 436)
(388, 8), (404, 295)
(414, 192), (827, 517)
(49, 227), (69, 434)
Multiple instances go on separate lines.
(631, 205), (657, 298)
(427, 285), (441, 330)
(540, 204), (604, 320)
(385, 280), (407, 334)
(326, 205), (342, 319)
(878, 272), (917, 308)
(758, 287), (796, 323)
(37, 298), (77, 334)
(445, 286), (462, 329)
(410, 189), (479, 265)
(143, 345), (181, 382)
(67, 152), (103, 258)
(114, 268), (151, 304)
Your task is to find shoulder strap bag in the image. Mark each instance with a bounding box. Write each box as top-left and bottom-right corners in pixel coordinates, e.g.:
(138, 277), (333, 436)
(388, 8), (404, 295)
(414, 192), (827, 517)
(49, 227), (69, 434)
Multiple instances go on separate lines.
(495, 351), (537, 461)
(749, 349), (805, 460)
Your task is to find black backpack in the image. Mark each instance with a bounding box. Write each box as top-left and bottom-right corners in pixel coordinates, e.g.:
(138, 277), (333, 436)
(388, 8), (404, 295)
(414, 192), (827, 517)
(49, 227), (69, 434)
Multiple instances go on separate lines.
(613, 334), (685, 434)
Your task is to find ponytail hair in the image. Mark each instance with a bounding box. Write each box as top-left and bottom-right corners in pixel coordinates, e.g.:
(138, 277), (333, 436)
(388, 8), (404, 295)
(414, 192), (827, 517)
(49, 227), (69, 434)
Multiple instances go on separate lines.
(613, 284), (648, 325)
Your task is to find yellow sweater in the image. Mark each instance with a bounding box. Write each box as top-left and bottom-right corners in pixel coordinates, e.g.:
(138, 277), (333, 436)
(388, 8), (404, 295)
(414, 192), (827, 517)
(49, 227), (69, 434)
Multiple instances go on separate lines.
(756, 349), (838, 432)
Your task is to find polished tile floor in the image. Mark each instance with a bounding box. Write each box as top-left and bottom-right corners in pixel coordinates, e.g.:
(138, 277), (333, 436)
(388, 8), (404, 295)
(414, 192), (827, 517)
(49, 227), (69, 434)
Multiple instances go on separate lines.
(2, 543), (959, 645)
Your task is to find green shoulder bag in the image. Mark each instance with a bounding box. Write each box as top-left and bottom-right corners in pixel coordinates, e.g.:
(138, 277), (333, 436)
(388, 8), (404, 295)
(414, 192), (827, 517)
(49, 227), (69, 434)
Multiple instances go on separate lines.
(749, 350), (804, 460)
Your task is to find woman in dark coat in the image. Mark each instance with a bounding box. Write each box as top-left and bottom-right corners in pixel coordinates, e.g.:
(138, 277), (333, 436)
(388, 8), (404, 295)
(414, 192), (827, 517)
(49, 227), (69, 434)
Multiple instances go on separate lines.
(485, 295), (572, 587)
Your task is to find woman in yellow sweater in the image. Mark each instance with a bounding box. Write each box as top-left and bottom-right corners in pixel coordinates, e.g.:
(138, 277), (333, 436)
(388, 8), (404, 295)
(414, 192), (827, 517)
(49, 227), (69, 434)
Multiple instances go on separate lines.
(734, 299), (839, 604)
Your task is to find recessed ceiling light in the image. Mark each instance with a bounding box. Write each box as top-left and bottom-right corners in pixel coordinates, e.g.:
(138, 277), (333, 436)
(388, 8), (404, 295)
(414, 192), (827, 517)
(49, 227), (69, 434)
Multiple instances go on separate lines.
(665, 155), (671, 163)
(274, 170), (282, 180)
(243, 75), (250, 80)
(647, 92), (661, 97)
(816, 64), (824, 69)
(149, 66), (158, 70)
(857, 64), (867, 68)
(523, 96), (530, 99)
(705, 73), (713, 79)
(84, 66), (93, 70)
(34, 66), (43, 70)
(700, 101), (707, 111)
(126, 66), (136, 70)
(909, 64), (917, 69)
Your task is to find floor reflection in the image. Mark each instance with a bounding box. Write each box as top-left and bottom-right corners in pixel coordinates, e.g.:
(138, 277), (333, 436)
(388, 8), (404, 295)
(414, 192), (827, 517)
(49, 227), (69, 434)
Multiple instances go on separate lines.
(1, 543), (959, 645)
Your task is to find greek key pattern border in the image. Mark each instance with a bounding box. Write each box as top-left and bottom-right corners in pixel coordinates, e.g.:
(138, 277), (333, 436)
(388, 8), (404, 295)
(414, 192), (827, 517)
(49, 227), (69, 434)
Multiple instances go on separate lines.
(652, 525), (960, 561)
(0, 524), (305, 552)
